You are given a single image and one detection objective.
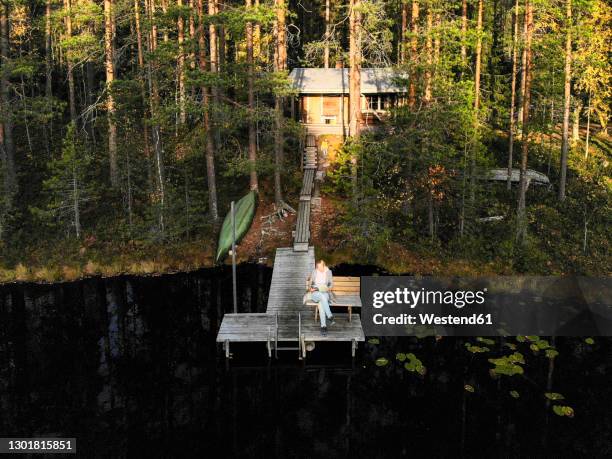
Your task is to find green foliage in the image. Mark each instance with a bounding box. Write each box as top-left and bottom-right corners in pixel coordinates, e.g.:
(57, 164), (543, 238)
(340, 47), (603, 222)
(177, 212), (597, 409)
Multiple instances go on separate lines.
(465, 342), (490, 353)
(488, 352), (525, 377)
(30, 124), (94, 238)
(402, 352), (426, 375)
(545, 349), (559, 359)
(0, 0), (609, 280)
(552, 405), (575, 418)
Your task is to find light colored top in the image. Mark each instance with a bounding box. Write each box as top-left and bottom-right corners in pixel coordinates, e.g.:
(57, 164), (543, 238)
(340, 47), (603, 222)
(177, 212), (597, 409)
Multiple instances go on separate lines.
(309, 268), (333, 293)
(314, 269), (326, 287)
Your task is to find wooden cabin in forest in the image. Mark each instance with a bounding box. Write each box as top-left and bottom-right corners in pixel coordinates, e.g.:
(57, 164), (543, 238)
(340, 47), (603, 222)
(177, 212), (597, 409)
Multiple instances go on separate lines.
(288, 68), (408, 139)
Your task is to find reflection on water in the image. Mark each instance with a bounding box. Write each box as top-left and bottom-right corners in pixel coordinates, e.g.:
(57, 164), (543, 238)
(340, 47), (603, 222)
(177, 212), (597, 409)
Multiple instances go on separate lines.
(0, 265), (610, 457)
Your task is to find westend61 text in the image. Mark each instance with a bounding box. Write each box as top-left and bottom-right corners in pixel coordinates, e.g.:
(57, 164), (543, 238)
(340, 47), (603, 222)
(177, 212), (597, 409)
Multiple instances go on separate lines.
(373, 312), (493, 326)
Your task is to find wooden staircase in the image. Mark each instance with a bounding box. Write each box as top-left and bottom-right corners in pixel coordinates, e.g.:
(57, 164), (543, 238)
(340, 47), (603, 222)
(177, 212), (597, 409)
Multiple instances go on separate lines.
(303, 134), (317, 170)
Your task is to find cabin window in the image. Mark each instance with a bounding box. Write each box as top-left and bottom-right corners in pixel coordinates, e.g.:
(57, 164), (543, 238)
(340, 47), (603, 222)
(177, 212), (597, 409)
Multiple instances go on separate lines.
(322, 116), (336, 125)
(366, 96), (379, 111)
(365, 95), (396, 112)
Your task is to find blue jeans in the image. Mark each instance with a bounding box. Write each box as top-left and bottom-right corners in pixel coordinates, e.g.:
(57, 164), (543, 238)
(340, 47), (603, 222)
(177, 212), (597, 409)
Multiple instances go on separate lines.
(312, 291), (332, 327)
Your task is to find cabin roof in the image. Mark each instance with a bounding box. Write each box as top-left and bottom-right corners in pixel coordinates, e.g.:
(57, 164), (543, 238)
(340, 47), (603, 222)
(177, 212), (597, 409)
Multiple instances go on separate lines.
(288, 68), (407, 94)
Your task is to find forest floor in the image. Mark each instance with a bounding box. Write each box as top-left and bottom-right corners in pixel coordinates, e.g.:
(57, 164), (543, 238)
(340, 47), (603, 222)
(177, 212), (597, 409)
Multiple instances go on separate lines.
(0, 190), (497, 284)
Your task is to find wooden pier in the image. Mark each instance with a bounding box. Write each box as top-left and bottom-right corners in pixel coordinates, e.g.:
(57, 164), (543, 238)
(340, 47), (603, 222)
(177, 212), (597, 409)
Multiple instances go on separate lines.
(216, 138), (365, 359)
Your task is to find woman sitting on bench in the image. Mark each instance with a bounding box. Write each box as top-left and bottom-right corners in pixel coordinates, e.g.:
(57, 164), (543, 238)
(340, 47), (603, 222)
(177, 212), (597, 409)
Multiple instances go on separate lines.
(308, 260), (335, 336)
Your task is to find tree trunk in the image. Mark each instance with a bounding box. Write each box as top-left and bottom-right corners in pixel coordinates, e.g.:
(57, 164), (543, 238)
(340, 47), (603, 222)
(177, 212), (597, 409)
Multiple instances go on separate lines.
(433, 13), (440, 65)
(572, 101), (581, 143)
(559, 0), (571, 201)
(104, 0), (119, 187)
(246, 0), (258, 191)
(324, 0), (331, 68)
(274, 0), (286, 206)
(161, 0), (169, 42)
(209, 0), (218, 94)
(134, 0), (152, 181)
(217, 2), (226, 71)
(349, 0), (361, 202)
(584, 92), (591, 160)
(400, 1), (408, 64)
(198, 0), (218, 221)
(188, 0), (196, 75)
(423, 7), (432, 103)
(72, 165), (81, 238)
(64, 0), (77, 125)
(254, 0), (261, 56)
(460, 0), (467, 68)
(147, 0), (165, 231)
(470, 0), (483, 203)
(0, 4), (16, 198)
(408, 0), (418, 108)
(517, 7), (528, 132)
(349, 0), (362, 137)
(177, 0), (186, 124)
(507, 0), (519, 190)
(517, 0), (533, 243)
(473, 0), (483, 115)
(45, 0), (52, 99)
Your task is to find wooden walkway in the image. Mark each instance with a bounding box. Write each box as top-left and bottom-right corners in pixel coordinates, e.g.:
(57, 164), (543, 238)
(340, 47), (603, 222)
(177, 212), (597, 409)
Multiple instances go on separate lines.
(300, 168), (315, 200)
(216, 139), (365, 360)
(293, 201), (311, 252)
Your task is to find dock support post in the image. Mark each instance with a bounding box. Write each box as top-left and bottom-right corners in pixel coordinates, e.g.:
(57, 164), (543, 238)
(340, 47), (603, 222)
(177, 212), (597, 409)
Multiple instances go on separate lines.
(274, 312), (279, 359)
(267, 327), (272, 358)
(231, 201), (238, 314)
(225, 339), (231, 359)
(298, 312), (302, 360)
(351, 339), (357, 358)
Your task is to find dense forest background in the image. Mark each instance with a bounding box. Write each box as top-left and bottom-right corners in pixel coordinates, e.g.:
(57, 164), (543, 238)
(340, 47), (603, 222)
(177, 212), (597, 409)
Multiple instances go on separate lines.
(0, 0), (609, 281)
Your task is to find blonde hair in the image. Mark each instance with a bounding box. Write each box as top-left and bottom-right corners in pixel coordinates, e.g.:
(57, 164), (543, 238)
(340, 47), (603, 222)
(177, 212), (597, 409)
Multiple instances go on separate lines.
(316, 259), (327, 269)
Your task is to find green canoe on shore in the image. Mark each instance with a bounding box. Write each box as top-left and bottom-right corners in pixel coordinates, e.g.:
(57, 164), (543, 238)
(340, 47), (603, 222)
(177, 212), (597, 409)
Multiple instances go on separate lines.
(215, 191), (258, 263)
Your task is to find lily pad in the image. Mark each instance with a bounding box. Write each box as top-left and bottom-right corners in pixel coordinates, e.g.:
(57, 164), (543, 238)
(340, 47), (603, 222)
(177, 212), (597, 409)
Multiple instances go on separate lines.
(584, 337), (595, 345)
(464, 384), (475, 393)
(544, 392), (565, 401)
(509, 390), (520, 399)
(545, 349), (559, 359)
(403, 353), (426, 375)
(375, 357), (389, 367)
(552, 405), (574, 417)
(368, 338), (380, 345)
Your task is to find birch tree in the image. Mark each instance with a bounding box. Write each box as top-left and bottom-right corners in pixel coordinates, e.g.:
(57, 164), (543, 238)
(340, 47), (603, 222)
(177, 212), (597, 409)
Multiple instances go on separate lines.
(104, 0), (119, 187)
(517, 0), (533, 243)
(558, 0), (572, 201)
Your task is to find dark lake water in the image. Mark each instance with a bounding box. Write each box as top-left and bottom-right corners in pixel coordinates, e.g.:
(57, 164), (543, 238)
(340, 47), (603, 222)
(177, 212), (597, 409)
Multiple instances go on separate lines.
(1, 264), (610, 457)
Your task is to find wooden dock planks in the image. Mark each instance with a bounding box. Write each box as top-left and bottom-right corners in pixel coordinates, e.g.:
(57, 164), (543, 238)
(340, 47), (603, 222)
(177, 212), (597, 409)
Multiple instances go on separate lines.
(300, 168), (315, 200)
(215, 142), (366, 358)
(265, 247), (314, 315)
(293, 201), (311, 251)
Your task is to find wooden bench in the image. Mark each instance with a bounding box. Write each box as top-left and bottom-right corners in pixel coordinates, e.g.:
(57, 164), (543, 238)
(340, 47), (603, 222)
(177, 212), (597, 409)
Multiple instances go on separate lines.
(305, 276), (361, 322)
